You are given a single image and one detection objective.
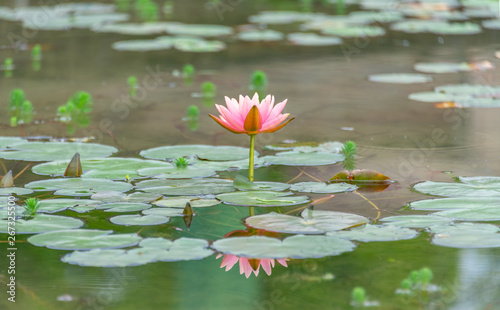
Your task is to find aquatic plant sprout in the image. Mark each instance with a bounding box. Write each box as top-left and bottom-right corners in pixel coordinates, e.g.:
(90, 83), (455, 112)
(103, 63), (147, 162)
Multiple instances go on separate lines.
(23, 198), (41, 216)
(209, 93), (294, 181)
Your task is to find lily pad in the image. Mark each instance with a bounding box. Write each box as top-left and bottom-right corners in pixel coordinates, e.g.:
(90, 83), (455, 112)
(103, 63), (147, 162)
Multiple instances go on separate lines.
(109, 214), (170, 226)
(233, 175), (290, 192)
(27, 229), (141, 250)
(429, 223), (500, 248)
(413, 177), (500, 197)
(327, 224), (419, 242)
(379, 215), (452, 228)
(164, 23), (233, 37)
(97, 203), (151, 213)
(140, 145), (258, 161)
(217, 191), (310, 207)
(428, 222), (500, 235)
(136, 178), (234, 196)
(482, 19), (500, 30)
(368, 73), (432, 84)
(290, 182), (357, 194)
(238, 30), (284, 41)
(112, 39), (173, 51)
(62, 237), (213, 267)
(154, 196), (219, 208)
(408, 92), (461, 102)
(434, 84), (500, 96)
(0, 214), (84, 234)
(321, 25), (386, 37)
(413, 62), (471, 74)
(391, 20), (481, 35)
(262, 151), (344, 166)
(433, 207), (500, 221)
(0, 136), (25, 148)
(0, 141), (117, 161)
(25, 178), (132, 196)
(212, 235), (356, 259)
(92, 22), (176, 35)
(0, 187), (33, 196)
(35, 199), (101, 213)
(91, 191), (161, 203)
(137, 166), (216, 179)
(245, 210), (369, 234)
(248, 11), (324, 24)
(287, 33), (342, 46)
(454, 98), (500, 108)
(410, 197), (500, 211)
(142, 208), (184, 217)
(33, 157), (166, 179)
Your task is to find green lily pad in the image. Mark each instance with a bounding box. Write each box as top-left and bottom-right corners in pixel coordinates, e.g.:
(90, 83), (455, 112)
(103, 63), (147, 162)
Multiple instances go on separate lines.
(264, 141), (343, 153)
(154, 196), (219, 208)
(136, 178), (235, 196)
(482, 19), (500, 30)
(246, 209), (369, 234)
(454, 98), (500, 108)
(92, 22), (177, 35)
(290, 182), (357, 193)
(287, 33), (342, 46)
(0, 136), (25, 148)
(27, 229), (141, 250)
(428, 222), (500, 235)
(25, 178), (132, 196)
(248, 11), (325, 24)
(233, 175), (290, 192)
(0, 187), (33, 196)
(368, 73), (432, 84)
(429, 223), (500, 248)
(24, 13), (129, 31)
(0, 214), (84, 234)
(413, 177), (500, 197)
(91, 191), (162, 203)
(159, 36), (227, 53)
(321, 25), (386, 37)
(212, 235), (356, 259)
(238, 29), (284, 41)
(434, 84), (500, 96)
(35, 199), (101, 213)
(61, 237), (213, 267)
(164, 23), (233, 37)
(0, 141), (117, 161)
(410, 197), (500, 211)
(97, 203), (151, 213)
(140, 145), (258, 161)
(327, 224), (419, 242)
(142, 208), (184, 217)
(408, 92), (462, 102)
(413, 62), (472, 74)
(433, 207), (500, 221)
(137, 166), (216, 179)
(33, 157), (166, 179)
(109, 214), (170, 226)
(217, 191), (310, 207)
(391, 20), (481, 35)
(112, 39), (173, 51)
(189, 157), (266, 171)
(262, 151), (344, 166)
(379, 215), (452, 228)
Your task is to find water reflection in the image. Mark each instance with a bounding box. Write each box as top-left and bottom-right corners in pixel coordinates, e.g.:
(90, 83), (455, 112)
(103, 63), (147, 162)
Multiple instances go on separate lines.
(216, 254), (289, 278)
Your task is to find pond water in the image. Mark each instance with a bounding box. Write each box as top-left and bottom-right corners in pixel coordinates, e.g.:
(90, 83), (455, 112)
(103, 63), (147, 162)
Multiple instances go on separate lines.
(1, 0), (500, 309)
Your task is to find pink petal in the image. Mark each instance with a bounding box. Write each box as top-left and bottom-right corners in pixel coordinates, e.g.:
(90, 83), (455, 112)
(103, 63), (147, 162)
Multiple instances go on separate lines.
(220, 254), (239, 271)
(217, 105), (245, 130)
(258, 95), (273, 123)
(261, 113), (289, 131)
(239, 258), (253, 278)
(267, 99), (288, 121)
(277, 259), (289, 267)
(225, 96), (241, 116)
(260, 259), (273, 276)
(219, 115), (244, 133)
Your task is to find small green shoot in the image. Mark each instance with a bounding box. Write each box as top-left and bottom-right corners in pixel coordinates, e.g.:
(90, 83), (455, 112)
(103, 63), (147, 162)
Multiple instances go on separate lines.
(4, 57), (13, 77)
(8, 89), (34, 127)
(135, 0), (159, 22)
(249, 70), (268, 93)
(182, 64), (195, 84)
(23, 198), (41, 216)
(351, 286), (366, 306)
(187, 105), (200, 119)
(173, 157), (189, 168)
(201, 82), (216, 98)
(32, 44), (42, 71)
(341, 141), (357, 172)
(57, 91), (92, 122)
(128, 75), (137, 97)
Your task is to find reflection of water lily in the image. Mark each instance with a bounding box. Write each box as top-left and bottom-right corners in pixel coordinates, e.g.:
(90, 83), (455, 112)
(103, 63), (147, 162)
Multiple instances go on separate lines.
(216, 254), (289, 278)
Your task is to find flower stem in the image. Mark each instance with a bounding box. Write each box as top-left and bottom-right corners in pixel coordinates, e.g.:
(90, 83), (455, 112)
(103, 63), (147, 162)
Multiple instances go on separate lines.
(248, 134), (256, 182)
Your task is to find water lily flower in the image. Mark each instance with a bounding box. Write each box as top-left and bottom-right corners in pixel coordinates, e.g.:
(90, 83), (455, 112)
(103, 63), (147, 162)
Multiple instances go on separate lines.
(216, 254), (289, 278)
(209, 93), (294, 135)
(209, 93), (294, 182)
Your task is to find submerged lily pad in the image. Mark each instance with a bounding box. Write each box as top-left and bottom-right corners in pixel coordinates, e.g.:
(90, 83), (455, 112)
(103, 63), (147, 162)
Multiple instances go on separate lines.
(33, 157), (166, 179)
(217, 191), (309, 207)
(246, 210), (369, 234)
(290, 182), (357, 194)
(287, 33), (342, 46)
(379, 215), (452, 228)
(410, 197), (500, 211)
(0, 187), (33, 196)
(238, 29), (284, 41)
(137, 178), (234, 196)
(262, 151), (344, 166)
(27, 229), (141, 250)
(212, 235), (356, 259)
(154, 196), (219, 208)
(368, 73), (432, 84)
(91, 191), (161, 203)
(413, 177), (500, 197)
(140, 145), (257, 161)
(0, 214), (84, 234)
(0, 141), (117, 161)
(25, 178), (132, 196)
(328, 224), (418, 242)
(62, 237), (213, 267)
(110, 214), (170, 226)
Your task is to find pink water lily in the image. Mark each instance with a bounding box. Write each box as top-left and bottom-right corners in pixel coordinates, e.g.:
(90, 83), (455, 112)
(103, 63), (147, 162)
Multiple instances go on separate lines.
(216, 254), (289, 278)
(209, 93), (294, 135)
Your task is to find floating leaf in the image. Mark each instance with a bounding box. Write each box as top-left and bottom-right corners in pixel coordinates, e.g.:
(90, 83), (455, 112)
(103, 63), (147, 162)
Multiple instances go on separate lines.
(433, 207), (500, 221)
(408, 92), (461, 103)
(410, 197), (500, 211)
(327, 224), (418, 242)
(97, 202), (151, 213)
(262, 151), (344, 166)
(137, 166), (216, 179)
(154, 196), (219, 208)
(27, 229), (141, 250)
(34, 198), (101, 213)
(290, 182), (357, 193)
(391, 20), (481, 35)
(248, 11), (325, 24)
(379, 215), (452, 228)
(368, 73), (432, 84)
(413, 177), (500, 197)
(0, 141), (117, 161)
(136, 178), (234, 196)
(0, 187), (33, 196)
(287, 33), (342, 46)
(217, 191), (310, 207)
(329, 169), (392, 192)
(142, 208), (184, 217)
(246, 210), (369, 234)
(0, 136), (25, 148)
(428, 222), (500, 235)
(212, 235), (356, 259)
(25, 178), (132, 196)
(238, 30), (284, 41)
(413, 62), (471, 74)
(91, 191), (161, 203)
(61, 237), (213, 267)
(233, 175), (290, 192)
(429, 223), (500, 248)
(321, 25), (386, 37)
(109, 214), (170, 226)
(140, 145), (258, 161)
(112, 39), (173, 51)
(164, 23), (233, 37)
(0, 214), (84, 234)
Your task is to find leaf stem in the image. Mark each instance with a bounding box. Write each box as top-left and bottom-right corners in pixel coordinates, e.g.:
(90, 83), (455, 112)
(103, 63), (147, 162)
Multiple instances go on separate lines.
(248, 134), (256, 182)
